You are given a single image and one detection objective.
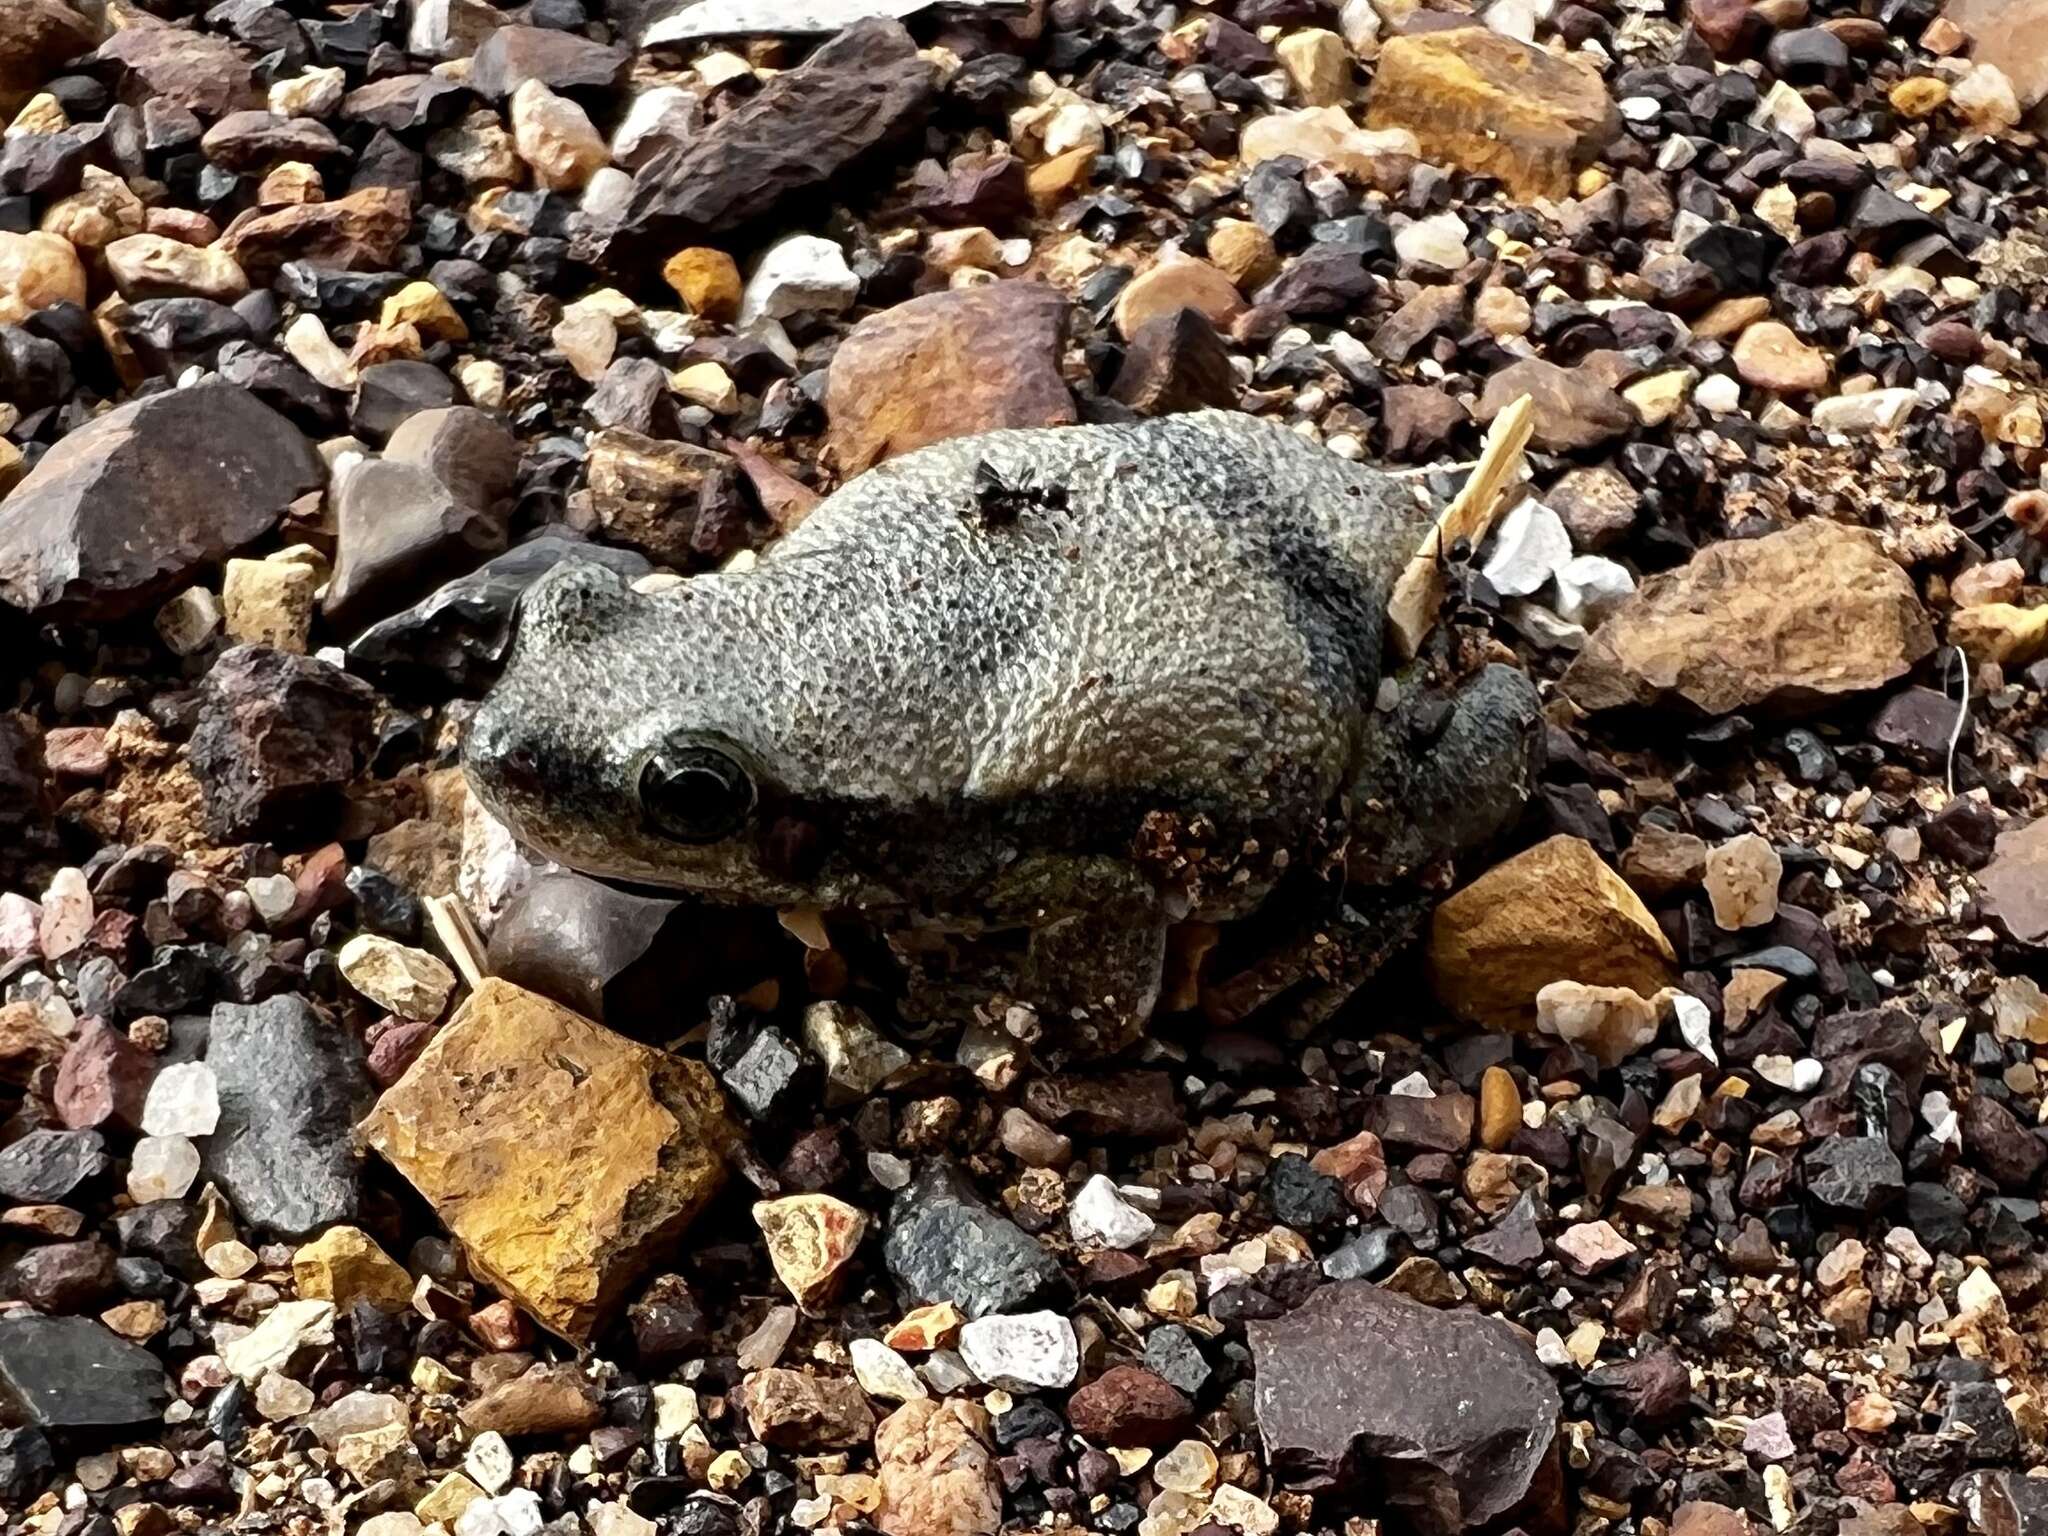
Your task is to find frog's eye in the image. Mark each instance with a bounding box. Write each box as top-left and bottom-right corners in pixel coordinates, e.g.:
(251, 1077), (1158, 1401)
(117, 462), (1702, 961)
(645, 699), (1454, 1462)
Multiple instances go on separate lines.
(637, 740), (756, 844)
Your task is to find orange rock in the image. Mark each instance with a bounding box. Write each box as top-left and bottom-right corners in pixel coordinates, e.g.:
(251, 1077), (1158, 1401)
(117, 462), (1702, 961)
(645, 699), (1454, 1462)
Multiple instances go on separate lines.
(1428, 835), (1678, 1031)
(1112, 251), (1244, 341)
(361, 978), (737, 1342)
(823, 283), (1075, 475)
(1365, 28), (1617, 201)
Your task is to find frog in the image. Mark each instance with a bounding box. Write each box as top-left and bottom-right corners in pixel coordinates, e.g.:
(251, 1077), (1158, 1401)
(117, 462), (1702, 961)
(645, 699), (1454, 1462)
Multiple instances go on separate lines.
(464, 410), (1541, 1052)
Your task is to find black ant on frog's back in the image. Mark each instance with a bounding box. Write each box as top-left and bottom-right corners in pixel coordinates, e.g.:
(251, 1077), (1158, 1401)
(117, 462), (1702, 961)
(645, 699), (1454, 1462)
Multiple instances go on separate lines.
(963, 458), (1071, 531)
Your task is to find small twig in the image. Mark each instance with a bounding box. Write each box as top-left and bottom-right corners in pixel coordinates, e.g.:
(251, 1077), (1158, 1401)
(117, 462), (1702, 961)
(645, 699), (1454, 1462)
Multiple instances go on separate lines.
(1944, 644), (1970, 799)
(426, 893), (489, 989)
(1386, 395), (1534, 662)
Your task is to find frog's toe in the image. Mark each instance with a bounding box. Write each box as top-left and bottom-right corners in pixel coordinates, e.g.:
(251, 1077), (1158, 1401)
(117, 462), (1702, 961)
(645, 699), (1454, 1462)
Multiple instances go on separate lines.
(1348, 662), (1541, 884)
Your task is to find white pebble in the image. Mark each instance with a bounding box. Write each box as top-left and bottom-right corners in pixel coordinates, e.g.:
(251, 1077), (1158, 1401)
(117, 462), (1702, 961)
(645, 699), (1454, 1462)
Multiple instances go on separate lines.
(958, 1312), (1079, 1391)
(1068, 1174), (1156, 1250)
(141, 1061), (220, 1138)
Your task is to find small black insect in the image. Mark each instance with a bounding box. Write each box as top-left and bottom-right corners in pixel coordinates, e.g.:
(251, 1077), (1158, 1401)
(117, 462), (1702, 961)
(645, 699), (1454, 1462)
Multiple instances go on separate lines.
(966, 459), (1070, 530)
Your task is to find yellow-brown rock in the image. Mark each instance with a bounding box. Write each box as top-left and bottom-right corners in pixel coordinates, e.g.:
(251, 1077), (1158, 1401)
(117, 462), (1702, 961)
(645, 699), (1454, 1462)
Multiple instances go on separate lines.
(361, 978), (737, 1342)
(1026, 146), (1094, 211)
(0, 230), (85, 325)
(1206, 218), (1280, 290)
(379, 280), (468, 341)
(1112, 251), (1244, 341)
(1365, 28), (1618, 201)
(1950, 602), (2048, 667)
(40, 167), (144, 251)
(755, 1193), (866, 1313)
(662, 246), (742, 320)
(1276, 28), (1351, 106)
(293, 1224), (413, 1312)
(1561, 520), (1934, 717)
(1428, 835), (1677, 1031)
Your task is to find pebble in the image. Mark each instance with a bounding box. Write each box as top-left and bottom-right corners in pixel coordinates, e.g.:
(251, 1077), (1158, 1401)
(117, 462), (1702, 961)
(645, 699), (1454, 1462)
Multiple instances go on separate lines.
(958, 1312), (1080, 1391)
(140, 1061), (220, 1139)
(1068, 1174), (1155, 1249)
(738, 235), (860, 328)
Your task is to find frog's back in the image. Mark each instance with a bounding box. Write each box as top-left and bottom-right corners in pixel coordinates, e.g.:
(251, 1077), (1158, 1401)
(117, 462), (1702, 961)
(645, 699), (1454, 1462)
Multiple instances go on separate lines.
(737, 412), (1432, 834)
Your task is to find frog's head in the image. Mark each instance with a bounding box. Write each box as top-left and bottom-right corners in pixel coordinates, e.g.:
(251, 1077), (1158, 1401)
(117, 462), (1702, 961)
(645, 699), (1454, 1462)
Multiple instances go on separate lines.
(465, 559), (852, 906)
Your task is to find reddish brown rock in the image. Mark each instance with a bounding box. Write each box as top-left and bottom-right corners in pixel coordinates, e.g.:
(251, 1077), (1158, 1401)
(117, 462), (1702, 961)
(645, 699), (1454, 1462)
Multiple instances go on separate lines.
(53, 1021), (151, 1131)
(1477, 358), (1635, 453)
(97, 18), (259, 117)
(459, 1363), (604, 1437)
(1560, 520), (1935, 717)
(1066, 1365), (1195, 1448)
(0, 0), (98, 116)
(219, 186), (412, 276)
(0, 379), (323, 619)
(593, 19), (932, 269)
(825, 283), (1074, 475)
(741, 1368), (875, 1449)
(1110, 307), (1239, 416)
(1249, 1283), (1561, 1535)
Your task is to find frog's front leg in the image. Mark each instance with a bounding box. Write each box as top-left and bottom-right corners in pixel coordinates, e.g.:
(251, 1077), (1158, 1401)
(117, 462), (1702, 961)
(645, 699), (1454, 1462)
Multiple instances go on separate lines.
(1347, 661), (1542, 886)
(887, 855), (1168, 1054)
(985, 855), (1169, 1054)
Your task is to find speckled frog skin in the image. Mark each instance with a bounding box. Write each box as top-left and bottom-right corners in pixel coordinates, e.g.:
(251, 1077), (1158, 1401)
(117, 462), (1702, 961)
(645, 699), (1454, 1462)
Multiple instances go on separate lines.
(467, 410), (1539, 1049)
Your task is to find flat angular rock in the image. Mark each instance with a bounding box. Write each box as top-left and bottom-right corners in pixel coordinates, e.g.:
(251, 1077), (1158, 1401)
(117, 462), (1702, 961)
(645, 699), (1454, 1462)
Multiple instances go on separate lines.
(349, 539), (650, 694)
(0, 1128), (107, 1202)
(1946, 0), (2048, 110)
(590, 19), (932, 270)
(205, 995), (374, 1235)
(1429, 835), (1677, 1032)
(220, 185), (412, 276)
(467, 25), (629, 99)
(187, 645), (378, 842)
(1477, 358), (1634, 453)
(1982, 816), (2048, 947)
(362, 978), (738, 1341)
(1561, 520), (1934, 717)
(1249, 1282), (1560, 1534)
(0, 379), (322, 618)
(0, 1316), (168, 1428)
(884, 1159), (1067, 1319)
(325, 458), (509, 635)
(1110, 306), (1238, 416)
(825, 283), (1074, 474)
(1366, 28), (1617, 201)
(98, 20), (260, 117)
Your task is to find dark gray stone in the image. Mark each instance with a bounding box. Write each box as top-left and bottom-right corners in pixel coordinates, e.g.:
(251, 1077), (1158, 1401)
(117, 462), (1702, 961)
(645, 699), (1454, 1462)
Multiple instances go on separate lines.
(591, 19), (933, 270)
(1803, 1135), (1905, 1215)
(0, 1128), (109, 1203)
(0, 379), (322, 617)
(883, 1159), (1068, 1320)
(187, 645), (378, 842)
(0, 1425), (53, 1505)
(0, 1315), (168, 1427)
(349, 538), (651, 694)
(203, 994), (374, 1236)
(1248, 1282), (1560, 1534)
